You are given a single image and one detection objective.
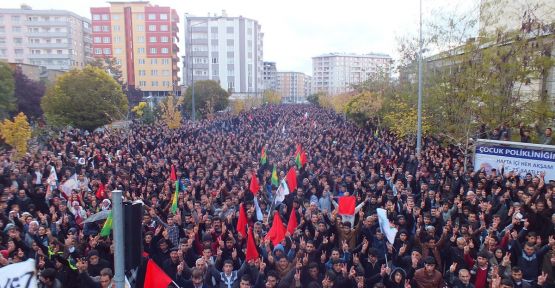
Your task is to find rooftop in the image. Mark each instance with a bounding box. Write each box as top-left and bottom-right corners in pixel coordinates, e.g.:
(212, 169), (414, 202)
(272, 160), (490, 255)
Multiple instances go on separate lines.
(313, 52), (392, 59)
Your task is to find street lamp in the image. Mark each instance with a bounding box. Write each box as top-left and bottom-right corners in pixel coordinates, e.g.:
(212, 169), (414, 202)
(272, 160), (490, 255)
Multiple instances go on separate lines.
(188, 16), (222, 121)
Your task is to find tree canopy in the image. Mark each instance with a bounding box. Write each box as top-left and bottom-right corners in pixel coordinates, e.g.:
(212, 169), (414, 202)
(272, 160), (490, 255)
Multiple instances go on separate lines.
(14, 67), (46, 119)
(0, 62), (16, 119)
(184, 80), (229, 118)
(41, 66), (128, 131)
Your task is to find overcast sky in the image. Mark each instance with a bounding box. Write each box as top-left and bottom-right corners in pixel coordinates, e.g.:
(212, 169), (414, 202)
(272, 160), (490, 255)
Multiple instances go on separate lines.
(4, 0), (479, 75)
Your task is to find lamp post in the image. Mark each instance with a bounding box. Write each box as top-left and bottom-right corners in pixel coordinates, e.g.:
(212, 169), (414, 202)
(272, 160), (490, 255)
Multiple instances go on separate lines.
(189, 16), (221, 121)
(416, 0), (424, 155)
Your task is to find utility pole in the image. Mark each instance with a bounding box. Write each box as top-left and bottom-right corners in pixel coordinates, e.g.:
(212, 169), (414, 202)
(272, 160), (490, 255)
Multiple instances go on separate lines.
(111, 190), (124, 288)
(416, 0), (424, 155)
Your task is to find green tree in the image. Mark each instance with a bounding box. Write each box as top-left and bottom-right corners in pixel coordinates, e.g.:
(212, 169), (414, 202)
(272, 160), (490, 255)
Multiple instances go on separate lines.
(184, 80), (229, 119)
(41, 66), (128, 131)
(0, 62), (16, 119)
(159, 95), (184, 129)
(306, 92), (325, 106)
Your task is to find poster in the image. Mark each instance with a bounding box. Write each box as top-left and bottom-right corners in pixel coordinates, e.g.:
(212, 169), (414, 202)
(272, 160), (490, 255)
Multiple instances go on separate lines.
(0, 259), (37, 288)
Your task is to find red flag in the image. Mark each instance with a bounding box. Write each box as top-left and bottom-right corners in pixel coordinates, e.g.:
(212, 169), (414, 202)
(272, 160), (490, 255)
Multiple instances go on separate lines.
(245, 227), (259, 262)
(286, 167), (297, 192)
(265, 211), (286, 246)
(338, 196), (356, 215)
(95, 182), (105, 200)
(287, 208), (298, 235)
(170, 165), (177, 182)
(250, 173), (260, 196)
(236, 203), (247, 238)
(144, 259), (172, 288)
(300, 150), (307, 167)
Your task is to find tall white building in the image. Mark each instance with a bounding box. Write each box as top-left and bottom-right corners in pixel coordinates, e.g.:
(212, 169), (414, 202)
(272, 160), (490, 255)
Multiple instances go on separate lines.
(183, 13), (263, 97)
(312, 53), (392, 95)
(0, 5), (91, 71)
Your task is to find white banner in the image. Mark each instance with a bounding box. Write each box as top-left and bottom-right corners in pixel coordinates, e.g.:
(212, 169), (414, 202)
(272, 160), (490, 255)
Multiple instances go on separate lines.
(377, 208), (397, 244)
(0, 259), (37, 288)
(474, 145), (555, 181)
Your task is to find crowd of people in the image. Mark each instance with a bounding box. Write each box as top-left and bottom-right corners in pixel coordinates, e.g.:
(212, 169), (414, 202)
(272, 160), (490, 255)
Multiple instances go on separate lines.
(0, 104), (554, 288)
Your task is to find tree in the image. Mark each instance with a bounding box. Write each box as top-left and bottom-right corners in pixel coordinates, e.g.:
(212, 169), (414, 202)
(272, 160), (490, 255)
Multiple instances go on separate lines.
(159, 95), (184, 129)
(184, 80), (230, 119)
(345, 91), (384, 125)
(0, 113), (32, 159)
(41, 66), (128, 131)
(262, 90), (281, 104)
(131, 102), (148, 117)
(13, 67), (46, 119)
(306, 92), (325, 106)
(383, 101), (431, 139)
(0, 62), (15, 119)
(88, 57), (143, 107)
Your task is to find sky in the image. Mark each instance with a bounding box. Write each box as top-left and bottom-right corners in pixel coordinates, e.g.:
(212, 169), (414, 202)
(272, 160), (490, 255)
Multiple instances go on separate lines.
(3, 0), (479, 75)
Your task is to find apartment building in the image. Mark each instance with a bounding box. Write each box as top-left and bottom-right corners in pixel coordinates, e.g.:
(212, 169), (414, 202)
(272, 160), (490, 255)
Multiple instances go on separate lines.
(312, 53), (392, 95)
(263, 61), (277, 91)
(277, 72), (311, 103)
(0, 5), (91, 71)
(183, 13), (263, 96)
(90, 1), (180, 97)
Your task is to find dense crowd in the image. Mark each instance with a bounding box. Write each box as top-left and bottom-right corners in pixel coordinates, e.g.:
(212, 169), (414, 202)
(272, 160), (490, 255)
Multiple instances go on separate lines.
(0, 104), (554, 288)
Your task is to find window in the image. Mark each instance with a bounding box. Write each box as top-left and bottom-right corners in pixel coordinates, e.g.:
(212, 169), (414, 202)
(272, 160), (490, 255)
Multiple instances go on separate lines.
(136, 14), (144, 20)
(92, 14), (101, 20)
(11, 16), (20, 22)
(226, 39), (234, 46)
(151, 81), (158, 87)
(150, 59), (157, 64)
(0, 27), (4, 33)
(161, 59), (169, 65)
(137, 25), (144, 31)
(138, 58), (145, 64)
(114, 36), (121, 43)
(138, 36), (145, 43)
(0, 38), (5, 44)
(56, 39), (62, 43)
(150, 70), (158, 76)
(211, 27), (218, 33)
(139, 80), (146, 86)
(14, 38), (23, 44)
(14, 49), (24, 55)
(160, 36), (169, 43)
(149, 36), (157, 43)
(115, 48), (122, 54)
(162, 70), (170, 76)
(102, 37), (110, 43)
(103, 48), (111, 54)
(226, 27), (234, 33)
(112, 15), (120, 20)
(138, 70), (146, 76)
(101, 14), (109, 20)
(163, 81), (170, 87)
(161, 47), (168, 54)
(95, 48), (102, 54)
(12, 26), (21, 32)
(93, 26), (101, 32)
(138, 48), (145, 54)
(115, 58), (121, 65)
(31, 49), (41, 54)
(148, 14), (156, 20)
(228, 81), (234, 91)
(101, 26), (109, 32)
(160, 14), (168, 20)
(150, 48), (157, 54)
(148, 25), (156, 31)
(212, 57), (218, 64)
(113, 25), (120, 31)
(160, 25), (168, 31)
(192, 45), (208, 52)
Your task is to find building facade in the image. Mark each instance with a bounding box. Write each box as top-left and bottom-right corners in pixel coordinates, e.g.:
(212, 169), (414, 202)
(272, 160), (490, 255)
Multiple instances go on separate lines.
(263, 61), (277, 91)
(0, 5), (91, 71)
(183, 13), (263, 96)
(312, 53), (392, 95)
(90, 1), (180, 97)
(277, 72), (310, 103)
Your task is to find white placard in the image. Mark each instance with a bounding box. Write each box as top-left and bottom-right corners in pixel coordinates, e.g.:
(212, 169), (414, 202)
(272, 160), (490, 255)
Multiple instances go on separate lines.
(0, 259), (37, 288)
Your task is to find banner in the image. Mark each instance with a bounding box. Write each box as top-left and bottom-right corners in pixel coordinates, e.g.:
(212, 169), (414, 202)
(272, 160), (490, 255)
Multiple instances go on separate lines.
(474, 145), (555, 181)
(377, 208), (397, 244)
(0, 259), (37, 288)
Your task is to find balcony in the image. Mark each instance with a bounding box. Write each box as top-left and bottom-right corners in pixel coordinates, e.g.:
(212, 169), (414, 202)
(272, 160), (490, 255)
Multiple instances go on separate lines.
(28, 43), (71, 48)
(26, 32), (69, 37)
(26, 20), (70, 26)
(28, 53), (72, 59)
